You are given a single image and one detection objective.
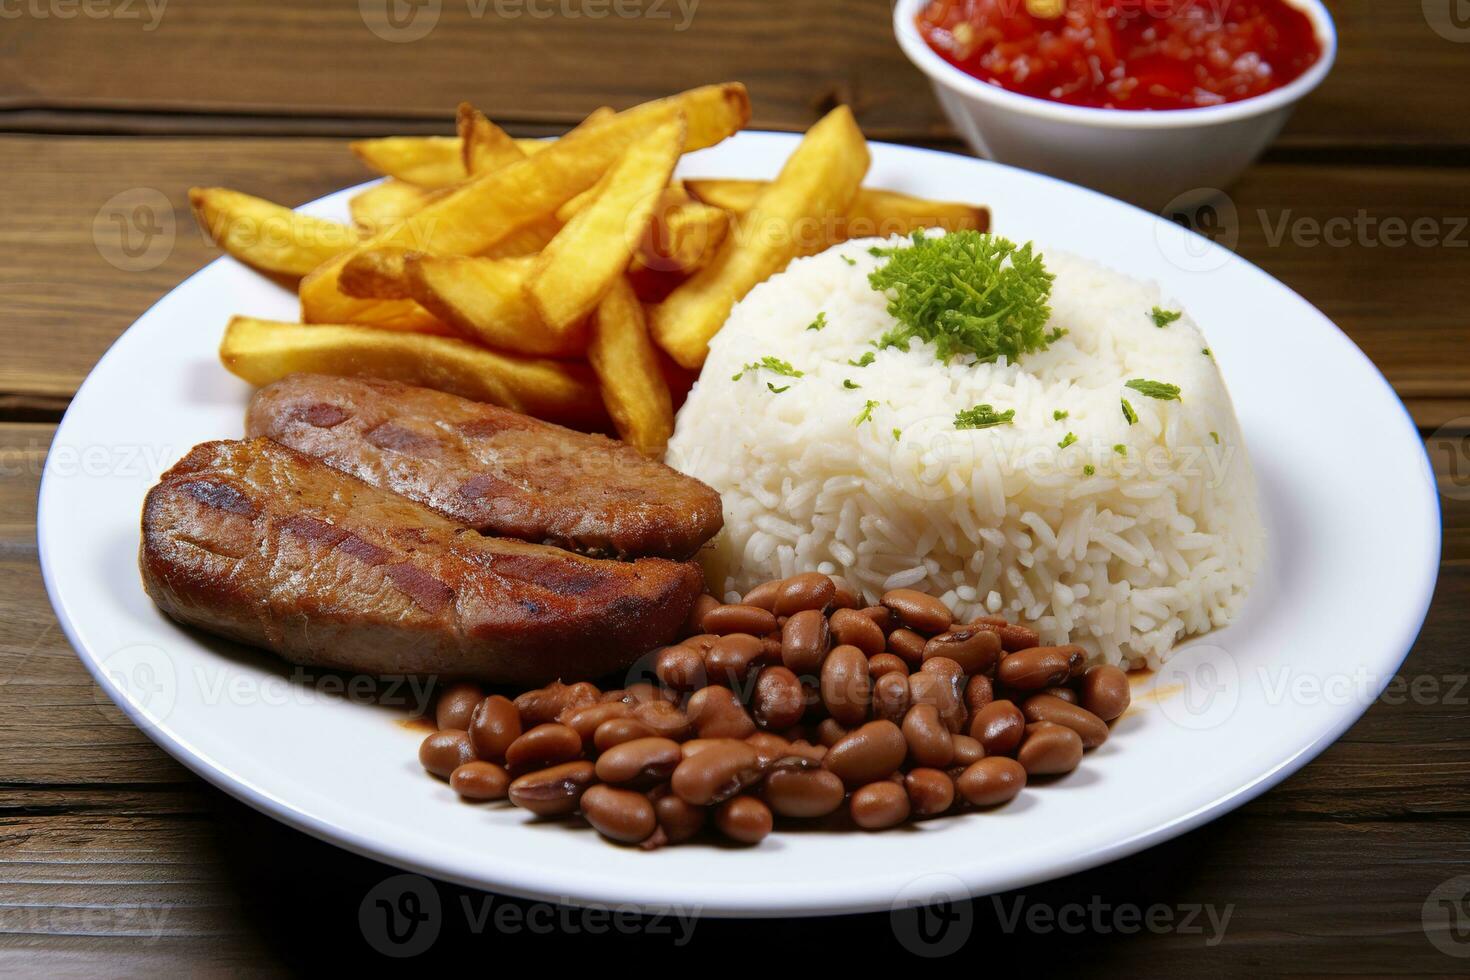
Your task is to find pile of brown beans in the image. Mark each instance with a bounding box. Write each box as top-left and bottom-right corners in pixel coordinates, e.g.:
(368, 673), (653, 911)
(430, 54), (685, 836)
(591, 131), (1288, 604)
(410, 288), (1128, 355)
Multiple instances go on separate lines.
(418, 573), (1131, 848)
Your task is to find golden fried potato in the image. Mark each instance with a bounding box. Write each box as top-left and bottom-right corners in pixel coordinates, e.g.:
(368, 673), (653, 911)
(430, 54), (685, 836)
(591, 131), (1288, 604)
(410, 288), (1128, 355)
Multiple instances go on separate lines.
(189, 188), (358, 278)
(220, 316), (606, 429)
(350, 135), (465, 188)
(634, 189), (730, 275)
(339, 247), (414, 300)
(686, 179), (990, 247)
(302, 84), (748, 330)
(348, 179), (443, 237)
(650, 105), (870, 369)
(528, 114), (687, 334)
(405, 254), (588, 358)
(589, 276), (674, 457)
(458, 103), (525, 176)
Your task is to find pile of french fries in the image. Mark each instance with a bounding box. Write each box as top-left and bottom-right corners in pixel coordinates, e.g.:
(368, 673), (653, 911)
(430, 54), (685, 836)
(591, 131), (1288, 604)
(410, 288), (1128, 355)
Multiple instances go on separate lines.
(191, 83), (990, 457)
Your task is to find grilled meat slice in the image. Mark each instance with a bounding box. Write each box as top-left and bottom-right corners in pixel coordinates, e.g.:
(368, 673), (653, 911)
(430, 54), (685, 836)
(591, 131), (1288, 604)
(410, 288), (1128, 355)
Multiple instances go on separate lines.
(140, 438), (703, 684)
(245, 374), (723, 560)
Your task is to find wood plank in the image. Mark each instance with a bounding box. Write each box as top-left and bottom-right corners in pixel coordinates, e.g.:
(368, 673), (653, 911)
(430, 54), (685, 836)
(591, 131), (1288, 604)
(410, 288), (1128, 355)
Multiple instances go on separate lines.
(1, 0), (1467, 150)
(0, 136), (1466, 416)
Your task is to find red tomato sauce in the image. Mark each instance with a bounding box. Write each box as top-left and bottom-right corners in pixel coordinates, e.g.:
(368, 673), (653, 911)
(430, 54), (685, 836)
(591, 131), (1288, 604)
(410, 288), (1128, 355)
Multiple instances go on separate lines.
(917, 0), (1322, 111)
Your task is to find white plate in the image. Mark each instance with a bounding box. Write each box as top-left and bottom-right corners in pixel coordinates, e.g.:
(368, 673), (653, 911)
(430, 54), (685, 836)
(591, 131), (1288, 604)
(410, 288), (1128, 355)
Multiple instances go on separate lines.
(38, 133), (1440, 917)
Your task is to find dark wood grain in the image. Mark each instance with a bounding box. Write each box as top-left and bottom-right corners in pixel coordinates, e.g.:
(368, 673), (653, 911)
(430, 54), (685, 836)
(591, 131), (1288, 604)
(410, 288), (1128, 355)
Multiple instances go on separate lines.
(0, 420), (1466, 968)
(2, 0), (1468, 151)
(1, 136), (1466, 424)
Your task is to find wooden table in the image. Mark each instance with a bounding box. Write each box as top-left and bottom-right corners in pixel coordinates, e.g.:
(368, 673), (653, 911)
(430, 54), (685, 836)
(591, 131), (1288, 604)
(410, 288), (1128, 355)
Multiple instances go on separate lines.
(2, 0), (1467, 970)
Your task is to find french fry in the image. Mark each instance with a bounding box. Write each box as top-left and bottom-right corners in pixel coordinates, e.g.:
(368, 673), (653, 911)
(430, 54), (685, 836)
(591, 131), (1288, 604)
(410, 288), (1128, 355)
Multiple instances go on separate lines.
(189, 188), (358, 278)
(686, 179), (991, 246)
(528, 114), (687, 333)
(405, 254), (588, 358)
(650, 105), (870, 369)
(634, 188), (730, 274)
(458, 103), (525, 176)
(588, 276), (674, 457)
(349, 179), (443, 237)
(339, 247), (415, 300)
(220, 316), (606, 429)
(350, 135), (465, 188)
(302, 84), (749, 330)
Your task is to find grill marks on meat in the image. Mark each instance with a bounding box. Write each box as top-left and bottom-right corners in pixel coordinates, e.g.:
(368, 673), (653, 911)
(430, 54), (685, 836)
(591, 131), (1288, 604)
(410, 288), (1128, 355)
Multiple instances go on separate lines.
(140, 439), (704, 684)
(246, 374), (723, 560)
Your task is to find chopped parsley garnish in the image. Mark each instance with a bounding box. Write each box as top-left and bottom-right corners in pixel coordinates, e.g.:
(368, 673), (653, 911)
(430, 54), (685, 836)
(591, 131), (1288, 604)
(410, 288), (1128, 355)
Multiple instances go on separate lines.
(1202, 348), (1212, 357)
(806, 312), (828, 332)
(841, 255), (857, 266)
(1210, 431), (1220, 444)
(1126, 379), (1182, 401)
(1150, 306), (1183, 328)
(848, 352), (875, 368)
(853, 400), (879, 426)
(1058, 432), (1077, 449)
(1121, 399), (1138, 425)
(1053, 409), (1068, 421)
(1113, 444), (1127, 456)
(732, 356), (803, 382)
(767, 383), (790, 394)
(1083, 464), (1095, 476)
(892, 428), (902, 442)
(867, 232), (1057, 363)
(954, 404), (1016, 430)
(842, 379), (860, 390)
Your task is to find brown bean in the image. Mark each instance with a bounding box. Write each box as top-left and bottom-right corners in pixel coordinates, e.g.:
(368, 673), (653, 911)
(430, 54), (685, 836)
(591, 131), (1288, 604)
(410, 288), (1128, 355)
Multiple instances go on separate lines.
(702, 604), (778, 636)
(504, 723), (582, 775)
(580, 785), (656, 844)
(560, 701), (633, 741)
(828, 608), (884, 656)
(820, 644), (871, 727)
(632, 700), (694, 740)
(686, 686), (756, 739)
(824, 720), (907, 787)
(655, 644), (707, 692)
(887, 628), (928, 666)
(449, 761), (509, 800)
(1080, 664), (1132, 721)
(908, 668), (966, 733)
(923, 628), (1002, 676)
(785, 740), (827, 763)
(682, 593), (723, 640)
(714, 795), (772, 845)
(593, 717), (656, 752)
(964, 674), (995, 716)
(595, 737), (683, 786)
(1017, 721), (1084, 775)
(1043, 685), (1079, 704)
(970, 616), (1041, 651)
(507, 761), (596, 816)
(956, 757), (1027, 806)
(831, 581), (860, 610)
(997, 645), (1087, 690)
(867, 653), (908, 679)
(871, 671), (911, 724)
(515, 681), (599, 727)
(1021, 694), (1109, 749)
(419, 730), (476, 779)
(706, 633), (765, 687)
(881, 588), (953, 635)
(951, 733), (985, 766)
(816, 718), (848, 747)
(851, 781), (910, 829)
(905, 768), (956, 816)
(969, 700), (1025, 756)
(741, 580), (781, 610)
(468, 695), (521, 762)
(902, 704), (955, 768)
(773, 572), (836, 616)
(435, 682), (483, 730)
(752, 666), (806, 730)
(763, 767), (846, 818)
(671, 740), (763, 805)
(745, 733), (792, 767)
(651, 792), (706, 845)
(780, 609), (830, 676)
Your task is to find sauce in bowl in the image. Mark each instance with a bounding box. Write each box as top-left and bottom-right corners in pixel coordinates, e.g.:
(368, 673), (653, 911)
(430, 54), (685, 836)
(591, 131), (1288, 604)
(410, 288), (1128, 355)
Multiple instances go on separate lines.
(916, 0), (1322, 111)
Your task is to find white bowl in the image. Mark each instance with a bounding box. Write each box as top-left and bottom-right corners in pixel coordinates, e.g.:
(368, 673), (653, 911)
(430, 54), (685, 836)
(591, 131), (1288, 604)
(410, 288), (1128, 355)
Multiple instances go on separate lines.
(893, 0), (1337, 210)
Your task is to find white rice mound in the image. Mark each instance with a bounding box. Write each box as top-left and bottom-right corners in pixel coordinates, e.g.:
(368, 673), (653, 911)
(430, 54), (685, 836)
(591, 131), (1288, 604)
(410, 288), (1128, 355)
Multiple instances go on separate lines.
(665, 234), (1264, 669)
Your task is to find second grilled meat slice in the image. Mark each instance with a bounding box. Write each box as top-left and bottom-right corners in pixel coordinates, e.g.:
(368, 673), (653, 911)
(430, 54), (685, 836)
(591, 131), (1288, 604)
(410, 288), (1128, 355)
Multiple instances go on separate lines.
(246, 374), (723, 560)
